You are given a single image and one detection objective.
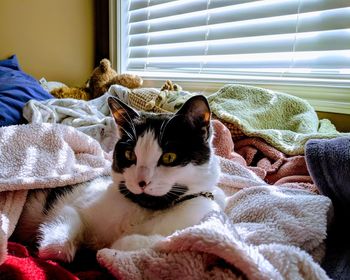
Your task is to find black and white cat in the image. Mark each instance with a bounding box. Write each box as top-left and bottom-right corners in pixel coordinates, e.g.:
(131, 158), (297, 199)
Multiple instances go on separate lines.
(14, 95), (226, 262)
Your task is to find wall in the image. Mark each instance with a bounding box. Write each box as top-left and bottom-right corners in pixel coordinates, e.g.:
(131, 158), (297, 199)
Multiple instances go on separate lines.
(0, 0), (94, 86)
(317, 112), (350, 132)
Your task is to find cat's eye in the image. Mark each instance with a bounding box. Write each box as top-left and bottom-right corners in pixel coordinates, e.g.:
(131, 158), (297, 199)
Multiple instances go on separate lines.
(161, 152), (177, 164)
(125, 150), (136, 161)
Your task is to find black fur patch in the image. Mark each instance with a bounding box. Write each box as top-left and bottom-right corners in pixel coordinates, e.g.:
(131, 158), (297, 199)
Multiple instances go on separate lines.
(112, 111), (211, 173)
(43, 185), (74, 214)
(119, 182), (188, 210)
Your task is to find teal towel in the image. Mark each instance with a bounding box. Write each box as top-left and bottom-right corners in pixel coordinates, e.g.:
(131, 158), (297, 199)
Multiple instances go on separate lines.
(208, 84), (347, 155)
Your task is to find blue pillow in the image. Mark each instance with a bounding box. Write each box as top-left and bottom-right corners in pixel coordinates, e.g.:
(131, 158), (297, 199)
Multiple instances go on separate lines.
(0, 55), (53, 126)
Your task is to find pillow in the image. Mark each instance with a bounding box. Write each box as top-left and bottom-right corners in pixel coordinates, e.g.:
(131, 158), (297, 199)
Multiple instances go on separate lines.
(0, 55), (53, 126)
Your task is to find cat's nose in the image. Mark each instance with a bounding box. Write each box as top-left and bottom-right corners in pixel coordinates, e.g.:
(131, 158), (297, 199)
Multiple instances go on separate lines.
(138, 181), (148, 189)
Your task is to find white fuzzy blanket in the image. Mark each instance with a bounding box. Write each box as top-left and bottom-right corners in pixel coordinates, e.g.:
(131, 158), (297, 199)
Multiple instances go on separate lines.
(97, 159), (332, 280)
(0, 123), (111, 263)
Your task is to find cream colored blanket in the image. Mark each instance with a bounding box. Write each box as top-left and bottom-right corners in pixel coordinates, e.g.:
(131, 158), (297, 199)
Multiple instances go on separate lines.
(0, 123), (111, 263)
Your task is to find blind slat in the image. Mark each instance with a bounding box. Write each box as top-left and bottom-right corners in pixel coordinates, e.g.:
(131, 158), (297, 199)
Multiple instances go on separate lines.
(129, 29), (350, 58)
(129, 0), (349, 31)
(128, 51), (350, 71)
(122, 0), (350, 83)
(129, 8), (350, 47)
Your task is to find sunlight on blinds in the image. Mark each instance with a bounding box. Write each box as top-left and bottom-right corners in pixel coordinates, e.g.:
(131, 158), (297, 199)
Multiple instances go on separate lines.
(119, 0), (350, 86)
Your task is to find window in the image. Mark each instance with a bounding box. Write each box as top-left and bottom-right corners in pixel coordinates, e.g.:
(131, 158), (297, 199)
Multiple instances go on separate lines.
(111, 0), (350, 114)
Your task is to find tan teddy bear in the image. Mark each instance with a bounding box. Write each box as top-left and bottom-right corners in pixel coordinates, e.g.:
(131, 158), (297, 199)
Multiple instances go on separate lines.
(51, 58), (143, 100)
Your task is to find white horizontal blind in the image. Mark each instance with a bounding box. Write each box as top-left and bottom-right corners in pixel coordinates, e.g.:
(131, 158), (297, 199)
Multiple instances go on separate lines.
(120, 0), (350, 86)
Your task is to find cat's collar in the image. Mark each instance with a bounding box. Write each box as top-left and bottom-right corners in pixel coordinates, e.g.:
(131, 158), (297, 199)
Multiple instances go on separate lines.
(118, 182), (214, 210)
(172, 191), (214, 206)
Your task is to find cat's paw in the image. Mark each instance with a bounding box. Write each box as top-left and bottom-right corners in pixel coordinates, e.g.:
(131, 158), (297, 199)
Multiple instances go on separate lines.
(111, 234), (165, 251)
(38, 241), (77, 262)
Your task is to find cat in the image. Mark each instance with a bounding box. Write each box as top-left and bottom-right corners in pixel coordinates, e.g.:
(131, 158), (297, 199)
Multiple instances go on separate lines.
(13, 95), (226, 263)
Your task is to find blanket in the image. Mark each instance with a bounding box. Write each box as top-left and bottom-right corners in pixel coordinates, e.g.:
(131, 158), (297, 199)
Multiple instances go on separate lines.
(212, 120), (316, 192)
(3, 95), (333, 279)
(97, 180), (331, 280)
(305, 136), (350, 217)
(0, 123), (111, 264)
(98, 155), (331, 280)
(22, 84), (131, 152)
(208, 84), (346, 155)
(305, 136), (350, 280)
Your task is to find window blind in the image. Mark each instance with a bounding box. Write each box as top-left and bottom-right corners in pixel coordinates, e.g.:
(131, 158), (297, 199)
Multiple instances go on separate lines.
(118, 0), (350, 87)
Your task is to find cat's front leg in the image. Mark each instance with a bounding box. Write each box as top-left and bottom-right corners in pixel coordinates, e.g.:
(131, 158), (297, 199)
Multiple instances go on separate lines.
(110, 234), (165, 251)
(37, 205), (83, 262)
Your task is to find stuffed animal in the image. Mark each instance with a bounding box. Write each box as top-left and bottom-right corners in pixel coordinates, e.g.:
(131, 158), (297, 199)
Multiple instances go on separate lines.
(88, 58), (143, 99)
(51, 58), (143, 100)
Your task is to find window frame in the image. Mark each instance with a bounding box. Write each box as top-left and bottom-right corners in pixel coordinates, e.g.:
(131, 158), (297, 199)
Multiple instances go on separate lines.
(110, 0), (350, 115)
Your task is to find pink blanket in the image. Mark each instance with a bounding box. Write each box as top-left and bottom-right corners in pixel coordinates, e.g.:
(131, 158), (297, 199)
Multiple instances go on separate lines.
(212, 120), (315, 192)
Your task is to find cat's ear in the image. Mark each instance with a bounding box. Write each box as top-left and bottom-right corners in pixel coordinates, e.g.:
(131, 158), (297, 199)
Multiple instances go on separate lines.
(108, 96), (140, 128)
(175, 95), (211, 137)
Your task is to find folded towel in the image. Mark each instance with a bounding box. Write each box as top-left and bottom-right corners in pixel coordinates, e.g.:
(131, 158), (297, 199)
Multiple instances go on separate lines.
(208, 84), (347, 155)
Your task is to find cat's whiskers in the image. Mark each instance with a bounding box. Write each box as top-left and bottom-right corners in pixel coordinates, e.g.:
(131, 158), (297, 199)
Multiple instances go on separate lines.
(117, 110), (138, 140)
(159, 115), (181, 144)
(120, 126), (136, 142)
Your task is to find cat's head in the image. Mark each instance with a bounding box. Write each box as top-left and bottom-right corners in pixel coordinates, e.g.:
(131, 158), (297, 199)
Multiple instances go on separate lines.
(108, 95), (220, 208)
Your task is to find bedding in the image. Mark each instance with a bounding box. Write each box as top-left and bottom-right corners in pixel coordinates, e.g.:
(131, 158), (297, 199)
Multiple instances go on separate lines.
(305, 136), (350, 217)
(22, 84), (130, 152)
(212, 120), (316, 191)
(0, 82), (344, 279)
(0, 55), (53, 126)
(0, 122), (332, 279)
(207, 84), (347, 155)
(0, 123), (111, 264)
(305, 137), (350, 280)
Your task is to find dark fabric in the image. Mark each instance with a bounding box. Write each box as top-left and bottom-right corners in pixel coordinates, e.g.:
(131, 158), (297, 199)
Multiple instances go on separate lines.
(322, 221), (350, 280)
(0, 55), (53, 126)
(305, 136), (350, 280)
(305, 136), (350, 218)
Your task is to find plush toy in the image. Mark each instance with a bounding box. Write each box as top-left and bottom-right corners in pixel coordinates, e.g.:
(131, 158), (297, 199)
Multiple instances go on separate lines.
(88, 58), (143, 99)
(160, 79), (182, 91)
(51, 58), (143, 100)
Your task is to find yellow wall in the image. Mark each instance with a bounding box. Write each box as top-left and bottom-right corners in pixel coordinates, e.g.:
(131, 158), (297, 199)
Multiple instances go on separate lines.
(0, 0), (94, 86)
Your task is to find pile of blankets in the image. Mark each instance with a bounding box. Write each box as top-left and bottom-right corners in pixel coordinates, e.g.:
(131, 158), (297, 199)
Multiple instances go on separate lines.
(0, 122), (332, 279)
(0, 83), (349, 279)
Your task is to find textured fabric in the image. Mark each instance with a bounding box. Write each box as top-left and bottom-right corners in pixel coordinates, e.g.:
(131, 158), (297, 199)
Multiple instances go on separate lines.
(212, 120), (315, 192)
(97, 155), (331, 280)
(97, 185), (331, 280)
(0, 55), (53, 126)
(305, 137), (350, 280)
(127, 87), (193, 113)
(0, 242), (115, 280)
(305, 136), (350, 216)
(22, 85), (131, 152)
(0, 123), (111, 264)
(208, 84), (347, 155)
(0, 242), (78, 280)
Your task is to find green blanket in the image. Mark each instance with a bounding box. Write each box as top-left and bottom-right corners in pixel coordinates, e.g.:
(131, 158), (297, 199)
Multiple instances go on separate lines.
(208, 84), (347, 155)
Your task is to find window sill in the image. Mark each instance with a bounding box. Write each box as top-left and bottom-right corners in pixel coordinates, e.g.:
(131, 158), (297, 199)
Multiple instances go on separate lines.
(136, 74), (350, 115)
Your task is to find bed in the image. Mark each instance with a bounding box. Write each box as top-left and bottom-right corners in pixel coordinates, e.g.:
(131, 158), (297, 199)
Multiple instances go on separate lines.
(1, 55), (349, 280)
